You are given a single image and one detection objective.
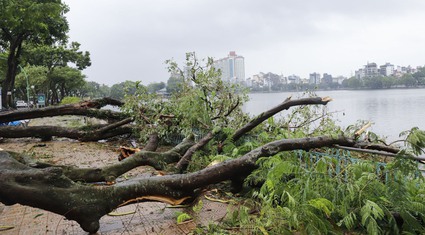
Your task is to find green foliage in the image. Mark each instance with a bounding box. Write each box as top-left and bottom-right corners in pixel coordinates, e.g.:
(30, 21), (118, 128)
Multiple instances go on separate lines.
(233, 104), (425, 234)
(110, 80), (138, 100)
(60, 96), (81, 105)
(81, 81), (111, 99)
(360, 200), (384, 234)
(241, 149), (425, 234)
(0, 0), (70, 107)
(175, 212), (192, 224)
(342, 76), (362, 89)
(119, 54), (425, 234)
(0, 0), (69, 45)
(16, 42), (91, 103)
(147, 82), (165, 93)
(50, 66), (86, 98)
(400, 127), (425, 155)
(123, 52), (249, 143)
(23, 42), (91, 71)
(341, 75), (423, 89)
(15, 65), (48, 101)
(166, 75), (184, 93)
(192, 200), (203, 214)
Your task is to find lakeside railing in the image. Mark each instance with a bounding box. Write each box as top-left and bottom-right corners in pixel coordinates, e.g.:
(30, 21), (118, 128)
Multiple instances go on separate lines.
(297, 149), (425, 183)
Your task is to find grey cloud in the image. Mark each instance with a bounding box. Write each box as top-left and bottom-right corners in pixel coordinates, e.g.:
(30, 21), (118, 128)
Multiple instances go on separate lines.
(63, 0), (425, 85)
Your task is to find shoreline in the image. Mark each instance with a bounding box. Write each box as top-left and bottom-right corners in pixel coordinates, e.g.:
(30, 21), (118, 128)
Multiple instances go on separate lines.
(248, 86), (425, 94)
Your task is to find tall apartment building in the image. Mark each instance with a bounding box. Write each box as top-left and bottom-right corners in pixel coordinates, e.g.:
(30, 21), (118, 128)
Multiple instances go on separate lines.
(365, 63), (379, 77)
(355, 62), (379, 79)
(379, 63), (394, 76)
(213, 51), (245, 83)
(309, 72), (321, 84)
(322, 73), (333, 84)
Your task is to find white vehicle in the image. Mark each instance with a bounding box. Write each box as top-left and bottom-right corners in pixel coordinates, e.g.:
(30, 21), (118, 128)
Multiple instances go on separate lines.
(16, 100), (28, 108)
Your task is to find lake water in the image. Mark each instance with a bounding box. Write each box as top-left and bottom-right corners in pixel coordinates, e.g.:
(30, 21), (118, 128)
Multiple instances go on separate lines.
(245, 89), (425, 141)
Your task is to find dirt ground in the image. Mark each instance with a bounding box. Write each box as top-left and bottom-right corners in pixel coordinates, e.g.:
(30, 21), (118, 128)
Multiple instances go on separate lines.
(0, 117), (232, 234)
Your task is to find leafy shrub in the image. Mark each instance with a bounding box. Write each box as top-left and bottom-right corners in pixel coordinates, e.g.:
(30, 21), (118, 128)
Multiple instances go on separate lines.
(60, 96), (82, 105)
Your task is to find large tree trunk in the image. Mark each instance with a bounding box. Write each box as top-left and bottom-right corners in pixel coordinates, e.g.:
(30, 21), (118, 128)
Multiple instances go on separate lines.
(0, 124), (133, 141)
(0, 95), (407, 233)
(1, 32), (25, 108)
(0, 97), (125, 123)
(0, 135), (400, 233)
(0, 98), (129, 141)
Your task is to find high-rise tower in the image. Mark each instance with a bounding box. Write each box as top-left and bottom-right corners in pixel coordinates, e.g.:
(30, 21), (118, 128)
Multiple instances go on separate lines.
(213, 51), (245, 83)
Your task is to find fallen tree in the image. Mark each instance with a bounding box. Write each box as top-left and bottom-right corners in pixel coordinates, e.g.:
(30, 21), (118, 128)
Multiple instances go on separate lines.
(0, 94), (419, 233)
(1, 54), (424, 234)
(0, 132), (405, 233)
(0, 97), (133, 141)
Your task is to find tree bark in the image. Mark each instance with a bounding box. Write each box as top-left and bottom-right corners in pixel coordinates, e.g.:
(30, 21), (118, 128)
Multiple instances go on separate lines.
(28, 135), (195, 183)
(0, 98), (130, 141)
(1, 33), (25, 108)
(0, 97), (126, 123)
(175, 131), (214, 171)
(0, 124), (133, 141)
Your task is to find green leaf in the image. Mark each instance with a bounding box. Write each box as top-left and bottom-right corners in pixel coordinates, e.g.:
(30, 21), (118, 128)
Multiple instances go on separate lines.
(176, 212), (192, 224)
(308, 198), (335, 217)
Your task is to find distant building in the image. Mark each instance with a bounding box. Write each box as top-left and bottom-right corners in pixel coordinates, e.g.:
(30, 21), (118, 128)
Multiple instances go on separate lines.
(333, 76), (347, 84)
(322, 73), (333, 84)
(365, 62), (379, 77)
(309, 72), (321, 84)
(213, 51), (245, 83)
(355, 68), (365, 79)
(355, 62), (379, 79)
(379, 63), (394, 76)
(287, 74), (301, 84)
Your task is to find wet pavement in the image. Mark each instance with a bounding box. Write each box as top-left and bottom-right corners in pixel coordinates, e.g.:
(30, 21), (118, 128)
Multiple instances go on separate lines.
(0, 198), (229, 234)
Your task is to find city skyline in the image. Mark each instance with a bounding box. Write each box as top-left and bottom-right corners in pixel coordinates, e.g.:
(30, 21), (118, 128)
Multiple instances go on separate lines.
(64, 0), (425, 86)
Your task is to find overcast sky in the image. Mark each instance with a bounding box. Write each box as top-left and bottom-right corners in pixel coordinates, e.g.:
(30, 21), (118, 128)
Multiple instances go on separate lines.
(63, 0), (425, 86)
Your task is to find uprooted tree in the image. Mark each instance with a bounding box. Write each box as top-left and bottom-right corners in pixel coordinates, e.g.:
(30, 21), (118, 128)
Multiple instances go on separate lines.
(1, 53), (425, 234)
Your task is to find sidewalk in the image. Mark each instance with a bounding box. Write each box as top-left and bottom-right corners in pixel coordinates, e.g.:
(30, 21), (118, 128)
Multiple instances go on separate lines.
(0, 198), (229, 234)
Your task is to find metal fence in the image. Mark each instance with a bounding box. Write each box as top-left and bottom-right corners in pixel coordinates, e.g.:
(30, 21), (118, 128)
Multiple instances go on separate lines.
(297, 149), (424, 183)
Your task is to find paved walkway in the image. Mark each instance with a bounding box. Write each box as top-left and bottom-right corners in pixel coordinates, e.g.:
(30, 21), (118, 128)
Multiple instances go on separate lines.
(0, 198), (229, 234)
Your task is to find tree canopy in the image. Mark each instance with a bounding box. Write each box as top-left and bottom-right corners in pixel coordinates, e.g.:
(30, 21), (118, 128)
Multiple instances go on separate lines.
(0, 0), (70, 108)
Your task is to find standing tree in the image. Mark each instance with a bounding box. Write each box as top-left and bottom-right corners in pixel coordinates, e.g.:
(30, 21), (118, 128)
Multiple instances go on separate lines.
(14, 65), (48, 103)
(22, 42), (91, 104)
(147, 81), (166, 93)
(166, 75), (184, 93)
(49, 66), (86, 103)
(80, 81), (111, 99)
(110, 80), (138, 100)
(0, 0), (69, 108)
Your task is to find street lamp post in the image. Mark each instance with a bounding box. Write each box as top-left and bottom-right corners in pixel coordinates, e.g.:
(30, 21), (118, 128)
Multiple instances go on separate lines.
(18, 65), (30, 108)
(31, 85), (35, 107)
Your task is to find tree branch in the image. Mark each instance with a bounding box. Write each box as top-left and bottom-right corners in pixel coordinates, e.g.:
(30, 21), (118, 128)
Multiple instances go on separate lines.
(0, 125), (133, 141)
(175, 131), (214, 172)
(232, 96), (333, 141)
(0, 98), (126, 123)
(30, 135), (195, 183)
